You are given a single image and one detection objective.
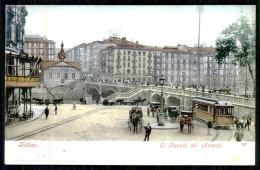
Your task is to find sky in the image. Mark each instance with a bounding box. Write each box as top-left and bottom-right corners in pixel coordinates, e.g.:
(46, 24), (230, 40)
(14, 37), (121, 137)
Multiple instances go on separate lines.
(24, 5), (255, 49)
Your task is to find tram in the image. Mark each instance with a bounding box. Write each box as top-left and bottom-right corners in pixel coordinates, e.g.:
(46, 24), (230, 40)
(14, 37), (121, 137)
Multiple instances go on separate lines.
(192, 97), (234, 128)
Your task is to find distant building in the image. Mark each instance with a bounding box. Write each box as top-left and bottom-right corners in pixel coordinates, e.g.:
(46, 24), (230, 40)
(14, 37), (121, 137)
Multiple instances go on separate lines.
(24, 34), (56, 61)
(40, 42), (81, 88)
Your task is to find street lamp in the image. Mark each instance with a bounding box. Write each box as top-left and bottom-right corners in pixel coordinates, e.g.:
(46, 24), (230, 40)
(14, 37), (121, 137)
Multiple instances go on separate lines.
(182, 71), (185, 90)
(158, 75), (165, 126)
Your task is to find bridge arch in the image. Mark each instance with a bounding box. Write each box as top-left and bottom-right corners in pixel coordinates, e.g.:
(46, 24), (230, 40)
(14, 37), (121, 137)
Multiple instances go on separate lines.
(151, 93), (165, 104)
(86, 87), (100, 101)
(167, 96), (181, 106)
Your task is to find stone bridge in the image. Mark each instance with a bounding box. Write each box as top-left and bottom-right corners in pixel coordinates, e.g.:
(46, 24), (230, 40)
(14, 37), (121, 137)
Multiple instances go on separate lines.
(106, 85), (255, 119)
(32, 80), (135, 101)
(32, 80), (255, 119)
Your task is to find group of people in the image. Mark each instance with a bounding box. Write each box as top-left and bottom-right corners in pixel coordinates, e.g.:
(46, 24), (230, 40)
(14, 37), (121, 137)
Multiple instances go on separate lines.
(44, 104), (58, 120)
(207, 117), (252, 142)
(234, 116), (251, 131)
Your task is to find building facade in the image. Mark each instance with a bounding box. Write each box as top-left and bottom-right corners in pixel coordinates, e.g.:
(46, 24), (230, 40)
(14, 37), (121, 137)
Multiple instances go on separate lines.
(24, 34), (56, 61)
(100, 45), (154, 83)
(5, 5), (41, 121)
(40, 42), (81, 88)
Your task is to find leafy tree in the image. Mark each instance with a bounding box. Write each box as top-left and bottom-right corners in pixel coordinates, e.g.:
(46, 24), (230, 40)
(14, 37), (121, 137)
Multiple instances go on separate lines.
(215, 16), (255, 92)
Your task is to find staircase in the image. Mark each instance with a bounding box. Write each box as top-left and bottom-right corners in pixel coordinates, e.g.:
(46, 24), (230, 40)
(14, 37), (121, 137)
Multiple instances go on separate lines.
(106, 86), (143, 102)
(43, 85), (56, 99)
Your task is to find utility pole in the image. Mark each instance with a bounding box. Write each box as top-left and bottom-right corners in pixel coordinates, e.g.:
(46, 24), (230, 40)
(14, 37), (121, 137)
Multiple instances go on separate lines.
(196, 5), (204, 90)
(245, 65), (248, 97)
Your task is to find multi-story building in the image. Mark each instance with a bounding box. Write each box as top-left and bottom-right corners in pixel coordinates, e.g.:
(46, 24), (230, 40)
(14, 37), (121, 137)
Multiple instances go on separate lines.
(66, 37), (146, 79)
(24, 34), (56, 61)
(100, 42), (154, 83)
(5, 5), (41, 121)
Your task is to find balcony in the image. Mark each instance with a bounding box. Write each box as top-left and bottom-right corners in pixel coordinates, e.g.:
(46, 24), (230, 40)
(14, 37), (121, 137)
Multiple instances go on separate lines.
(5, 76), (39, 87)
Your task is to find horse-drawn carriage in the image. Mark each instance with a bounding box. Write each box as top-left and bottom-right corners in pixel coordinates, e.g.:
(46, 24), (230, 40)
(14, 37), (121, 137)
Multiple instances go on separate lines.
(167, 106), (180, 122)
(147, 102), (160, 117)
(127, 107), (144, 132)
(179, 111), (194, 133)
(53, 97), (63, 105)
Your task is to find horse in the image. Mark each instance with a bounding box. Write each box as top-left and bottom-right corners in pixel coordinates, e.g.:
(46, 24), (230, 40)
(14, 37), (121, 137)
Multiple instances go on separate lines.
(180, 116), (194, 133)
(33, 98), (43, 102)
(186, 117), (194, 133)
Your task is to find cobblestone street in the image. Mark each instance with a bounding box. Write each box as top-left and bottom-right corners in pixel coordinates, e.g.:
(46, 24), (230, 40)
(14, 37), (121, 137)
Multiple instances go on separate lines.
(5, 104), (255, 142)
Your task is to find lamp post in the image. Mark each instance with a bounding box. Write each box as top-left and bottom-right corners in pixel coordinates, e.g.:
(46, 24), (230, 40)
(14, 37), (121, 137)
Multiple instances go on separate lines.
(182, 71), (185, 90)
(158, 75), (165, 126)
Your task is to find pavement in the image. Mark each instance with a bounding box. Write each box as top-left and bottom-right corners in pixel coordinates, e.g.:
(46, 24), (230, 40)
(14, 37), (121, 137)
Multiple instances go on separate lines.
(5, 105), (255, 141)
(6, 105), (46, 127)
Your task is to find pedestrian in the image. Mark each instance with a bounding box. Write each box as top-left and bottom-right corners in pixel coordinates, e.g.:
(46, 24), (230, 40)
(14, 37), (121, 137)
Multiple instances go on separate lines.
(242, 117), (246, 132)
(234, 117), (240, 130)
(133, 117), (138, 134)
(73, 101), (76, 110)
(156, 108), (159, 123)
(55, 104), (57, 115)
(144, 123), (152, 141)
(45, 106), (49, 119)
(207, 119), (213, 135)
(96, 98), (99, 105)
(246, 116), (251, 131)
(234, 128), (243, 142)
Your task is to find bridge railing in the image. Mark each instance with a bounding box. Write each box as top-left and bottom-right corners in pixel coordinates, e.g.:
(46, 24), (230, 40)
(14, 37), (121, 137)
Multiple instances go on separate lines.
(100, 82), (255, 108)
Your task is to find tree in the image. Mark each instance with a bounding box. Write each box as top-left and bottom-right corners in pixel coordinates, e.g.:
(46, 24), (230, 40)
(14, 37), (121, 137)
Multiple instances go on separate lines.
(215, 16), (255, 94)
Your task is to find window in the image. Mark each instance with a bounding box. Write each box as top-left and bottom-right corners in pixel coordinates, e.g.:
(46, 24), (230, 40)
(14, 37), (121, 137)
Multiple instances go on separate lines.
(143, 57), (145, 62)
(57, 73), (60, 79)
(123, 63), (126, 67)
(128, 56), (130, 61)
(139, 57), (141, 62)
(72, 73), (75, 79)
(29, 43), (31, 47)
(143, 52), (146, 56)
(123, 69), (125, 74)
(34, 43), (36, 47)
(143, 70), (146, 75)
(127, 69), (131, 74)
(123, 56), (126, 61)
(138, 70), (141, 74)
(34, 49), (36, 53)
(139, 63), (141, 67)
(143, 63), (145, 67)
(128, 63), (130, 67)
(64, 73), (68, 79)
(124, 51), (126, 55)
(49, 73), (52, 79)
(128, 51), (131, 55)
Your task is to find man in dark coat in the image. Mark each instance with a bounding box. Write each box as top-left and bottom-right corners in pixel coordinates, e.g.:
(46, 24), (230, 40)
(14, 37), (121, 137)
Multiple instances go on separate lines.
(55, 105), (57, 115)
(133, 116), (138, 134)
(144, 123), (152, 141)
(234, 117), (240, 130)
(45, 106), (49, 119)
(207, 119), (213, 135)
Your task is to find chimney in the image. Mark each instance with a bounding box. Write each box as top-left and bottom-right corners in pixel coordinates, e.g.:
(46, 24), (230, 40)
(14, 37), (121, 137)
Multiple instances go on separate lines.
(122, 37), (126, 41)
(136, 41), (138, 44)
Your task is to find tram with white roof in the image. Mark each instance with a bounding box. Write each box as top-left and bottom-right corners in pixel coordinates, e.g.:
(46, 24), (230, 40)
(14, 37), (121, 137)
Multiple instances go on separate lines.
(192, 97), (234, 128)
